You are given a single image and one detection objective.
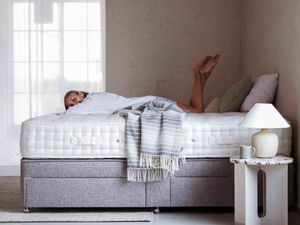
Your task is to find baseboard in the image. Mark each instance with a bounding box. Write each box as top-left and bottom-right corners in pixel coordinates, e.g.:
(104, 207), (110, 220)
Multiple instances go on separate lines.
(0, 165), (20, 176)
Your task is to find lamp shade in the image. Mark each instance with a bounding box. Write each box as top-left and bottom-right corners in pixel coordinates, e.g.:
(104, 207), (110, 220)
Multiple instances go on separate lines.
(240, 103), (290, 129)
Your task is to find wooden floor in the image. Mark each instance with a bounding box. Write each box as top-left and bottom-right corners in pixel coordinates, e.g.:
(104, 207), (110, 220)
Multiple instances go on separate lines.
(0, 176), (22, 209)
(0, 176), (299, 225)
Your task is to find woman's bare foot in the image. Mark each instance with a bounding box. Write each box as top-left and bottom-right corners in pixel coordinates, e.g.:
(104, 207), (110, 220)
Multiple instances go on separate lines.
(199, 54), (220, 85)
(200, 54), (220, 73)
(192, 56), (212, 75)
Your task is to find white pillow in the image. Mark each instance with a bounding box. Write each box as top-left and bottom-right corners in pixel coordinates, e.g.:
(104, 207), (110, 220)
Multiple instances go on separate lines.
(205, 98), (220, 112)
(240, 73), (279, 112)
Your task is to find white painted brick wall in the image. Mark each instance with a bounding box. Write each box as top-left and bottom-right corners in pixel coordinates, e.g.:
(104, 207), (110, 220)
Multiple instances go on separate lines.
(107, 0), (241, 105)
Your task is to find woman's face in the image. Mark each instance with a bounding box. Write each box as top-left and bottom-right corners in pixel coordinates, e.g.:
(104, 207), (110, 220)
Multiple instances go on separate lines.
(65, 92), (85, 108)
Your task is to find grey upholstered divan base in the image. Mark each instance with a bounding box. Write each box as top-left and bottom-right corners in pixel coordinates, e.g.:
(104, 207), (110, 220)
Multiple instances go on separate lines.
(21, 158), (295, 210)
(21, 158), (234, 209)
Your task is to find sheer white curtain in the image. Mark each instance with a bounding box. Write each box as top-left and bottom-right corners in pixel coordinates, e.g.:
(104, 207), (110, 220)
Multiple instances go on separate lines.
(0, 0), (106, 166)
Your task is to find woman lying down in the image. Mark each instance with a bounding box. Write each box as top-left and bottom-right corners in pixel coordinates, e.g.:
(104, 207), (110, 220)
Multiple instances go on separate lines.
(64, 55), (220, 114)
(63, 55), (220, 182)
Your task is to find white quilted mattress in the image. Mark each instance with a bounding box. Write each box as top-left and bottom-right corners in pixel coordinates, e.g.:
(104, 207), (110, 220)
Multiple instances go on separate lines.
(20, 112), (292, 158)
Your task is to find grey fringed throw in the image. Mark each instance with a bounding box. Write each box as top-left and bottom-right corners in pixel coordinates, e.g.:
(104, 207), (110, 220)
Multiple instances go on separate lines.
(119, 98), (186, 182)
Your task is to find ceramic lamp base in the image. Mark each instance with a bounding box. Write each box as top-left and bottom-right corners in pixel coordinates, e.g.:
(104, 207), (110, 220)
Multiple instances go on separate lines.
(252, 129), (278, 158)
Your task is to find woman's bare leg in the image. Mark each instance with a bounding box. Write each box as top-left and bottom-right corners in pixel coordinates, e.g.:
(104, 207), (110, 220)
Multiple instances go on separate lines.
(189, 56), (211, 111)
(177, 56), (211, 112)
(177, 55), (220, 113)
(199, 54), (220, 89)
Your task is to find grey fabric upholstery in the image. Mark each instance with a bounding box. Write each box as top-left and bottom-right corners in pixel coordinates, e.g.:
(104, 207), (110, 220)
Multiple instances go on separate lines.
(174, 159), (233, 177)
(21, 158), (295, 208)
(21, 159), (127, 178)
(21, 158), (294, 209)
(21, 158), (235, 208)
(146, 177), (170, 207)
(24, 178), (145, 207)
(171, 177), (233, 206)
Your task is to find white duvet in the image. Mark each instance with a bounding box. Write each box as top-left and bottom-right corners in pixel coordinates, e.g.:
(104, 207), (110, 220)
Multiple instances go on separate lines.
(66, 92), (157, 114)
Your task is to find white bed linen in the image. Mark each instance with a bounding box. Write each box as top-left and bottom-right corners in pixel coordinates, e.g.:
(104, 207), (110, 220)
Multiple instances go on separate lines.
(66, 92), (157, 114)
(20, 112), (291, 158)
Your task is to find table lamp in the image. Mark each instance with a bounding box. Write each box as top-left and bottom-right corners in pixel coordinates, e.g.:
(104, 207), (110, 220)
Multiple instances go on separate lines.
(240, 103), (290, 157)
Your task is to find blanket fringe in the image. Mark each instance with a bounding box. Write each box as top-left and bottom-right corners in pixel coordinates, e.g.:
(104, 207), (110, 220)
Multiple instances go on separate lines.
(128, 154), (186, 182)
(140, 153), (185, 173)
(127, 168), (169, 182)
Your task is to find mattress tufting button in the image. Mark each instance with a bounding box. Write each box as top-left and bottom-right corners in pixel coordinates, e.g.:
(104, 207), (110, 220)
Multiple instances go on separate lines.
(192, 138), (195, 143)
(116, 139), (120, 143)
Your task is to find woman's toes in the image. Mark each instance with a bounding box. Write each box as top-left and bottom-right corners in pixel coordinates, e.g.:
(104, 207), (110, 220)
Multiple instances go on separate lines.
(200, 55), (220, 74)
(192, 56), (212, 72)
(214, 54), (221, 63)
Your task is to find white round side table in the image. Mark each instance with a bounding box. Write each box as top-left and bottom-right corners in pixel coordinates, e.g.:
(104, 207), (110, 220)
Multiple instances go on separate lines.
(230, 156), (293, 225)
